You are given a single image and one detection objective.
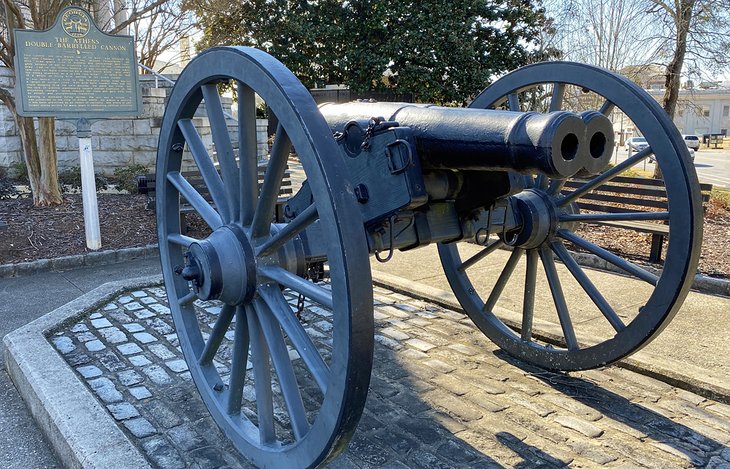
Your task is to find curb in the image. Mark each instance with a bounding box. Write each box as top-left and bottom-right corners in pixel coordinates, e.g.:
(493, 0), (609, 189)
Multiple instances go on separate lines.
(0, 244), (160, 279)
(3, 276), (161, 469)
(565, 250), (730, 298)
(371, 270), (730, 405)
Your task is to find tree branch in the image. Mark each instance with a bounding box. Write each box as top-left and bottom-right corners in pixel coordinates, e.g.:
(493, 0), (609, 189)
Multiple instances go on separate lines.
(110, 0), (169, 34)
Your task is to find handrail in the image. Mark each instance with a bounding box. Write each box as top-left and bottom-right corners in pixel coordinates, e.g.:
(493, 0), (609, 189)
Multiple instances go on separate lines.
(138, 62), (176, 88)
(138, 62), (237, 122)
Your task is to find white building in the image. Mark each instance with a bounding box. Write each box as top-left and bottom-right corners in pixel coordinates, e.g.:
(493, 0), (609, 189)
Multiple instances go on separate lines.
(646, 87), (730, 137)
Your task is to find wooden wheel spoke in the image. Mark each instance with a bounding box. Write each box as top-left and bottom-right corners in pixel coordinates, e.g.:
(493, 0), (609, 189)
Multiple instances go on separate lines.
(167, 233), (199, 247)
(549, 82), (565, 112)
(522, 249), (538, 341)
(237, 82), (259, 225)
(539, 246), (579, 351)
(256, 204), (319, 257)
(167, 171), (223, 229)
(599, 100), (615, 116)
(458, 240), (504, 271)
(247, 310), (276, 444)
(507, 93), (520, 111)
(199, 304), (236, 365)
(558, 229), (659, 285)
(483, 248), (523, 312)
(551, 242), (625, 333)
(557, 147), (653, 207)
(178, 119), (231, 222)
(201, 83), (239, 221)
(251, 125), (291, 238)
(259, 266), (334, 309)
(255, 299), (310, 440)
(259, 285), (330, 393)
(178, 291), (197, 306)
(226, 306), (250, 415)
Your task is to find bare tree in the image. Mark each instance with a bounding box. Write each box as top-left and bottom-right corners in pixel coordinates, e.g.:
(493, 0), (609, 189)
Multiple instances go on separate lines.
(547, 0), (660, 72)
(129, 0), (195, 71)
(1, 0), (66, 206)
(648, 0), (730, 119)
(0, 0), (183, 206)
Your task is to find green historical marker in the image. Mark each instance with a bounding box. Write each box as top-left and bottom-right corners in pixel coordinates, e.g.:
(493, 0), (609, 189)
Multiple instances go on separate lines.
(13, 7), (142, 250)
(14, 6), (141, 118)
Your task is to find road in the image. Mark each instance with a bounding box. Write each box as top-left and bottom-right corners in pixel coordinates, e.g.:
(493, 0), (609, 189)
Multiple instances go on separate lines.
(693, 147), (730, 189)
(610, 145), (730, 190)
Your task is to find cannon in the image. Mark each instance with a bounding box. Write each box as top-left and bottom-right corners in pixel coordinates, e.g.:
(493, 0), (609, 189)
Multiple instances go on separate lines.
(155, 47), (702, 468)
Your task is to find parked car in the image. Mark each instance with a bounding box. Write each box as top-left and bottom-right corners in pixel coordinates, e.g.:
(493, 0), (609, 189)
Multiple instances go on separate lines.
(683, 134), (700, 151)
(625, 136), (649, 152)
(648, 145), (694, 163)
(687, 146), (696, 160)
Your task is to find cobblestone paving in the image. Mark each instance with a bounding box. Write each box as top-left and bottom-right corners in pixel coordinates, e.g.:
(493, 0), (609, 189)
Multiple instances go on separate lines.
(50, 284), (730, 468)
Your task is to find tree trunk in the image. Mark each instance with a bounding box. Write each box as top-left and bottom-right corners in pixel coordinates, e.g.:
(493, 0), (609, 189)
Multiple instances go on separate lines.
(654, 0), (693, 179)
(35, 117), (63, 206)
(0, 87), (44, 199)
(18, 117), (42, 199)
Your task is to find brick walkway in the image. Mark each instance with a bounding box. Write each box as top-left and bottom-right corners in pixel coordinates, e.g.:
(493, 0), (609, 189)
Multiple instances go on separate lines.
(49, 284), (730, 468)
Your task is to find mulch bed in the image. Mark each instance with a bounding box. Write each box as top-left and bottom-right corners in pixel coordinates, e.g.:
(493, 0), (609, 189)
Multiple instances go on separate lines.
(1, 193), (728, 279)
(0, 194), (157, 264)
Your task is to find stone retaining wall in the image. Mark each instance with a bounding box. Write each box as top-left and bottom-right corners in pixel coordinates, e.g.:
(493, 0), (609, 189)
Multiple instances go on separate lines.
(0, 66), (269, 175)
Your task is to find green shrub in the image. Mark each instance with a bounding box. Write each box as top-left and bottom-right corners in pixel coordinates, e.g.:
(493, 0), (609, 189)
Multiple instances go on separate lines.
(59, 166), (109, 194)
(256, 102), (268, 119)
(10, 161), (29, 185)
(112, 164), (149, 194)
(0, 167), (18, 200)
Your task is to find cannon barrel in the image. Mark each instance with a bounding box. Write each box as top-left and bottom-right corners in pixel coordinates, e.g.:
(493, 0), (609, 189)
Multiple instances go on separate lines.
(319, 102), (614, 178)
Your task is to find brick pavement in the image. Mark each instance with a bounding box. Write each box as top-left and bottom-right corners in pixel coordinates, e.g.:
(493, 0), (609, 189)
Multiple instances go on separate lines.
(49, 283), (730, 468)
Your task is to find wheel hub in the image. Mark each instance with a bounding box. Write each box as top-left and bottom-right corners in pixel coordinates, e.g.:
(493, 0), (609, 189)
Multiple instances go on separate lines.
(179, 225), (256, 304)
(505, 189), (558, 249)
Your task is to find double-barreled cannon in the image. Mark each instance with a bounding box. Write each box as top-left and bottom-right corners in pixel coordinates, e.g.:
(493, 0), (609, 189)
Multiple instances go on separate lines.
(155, 47), (702, 468)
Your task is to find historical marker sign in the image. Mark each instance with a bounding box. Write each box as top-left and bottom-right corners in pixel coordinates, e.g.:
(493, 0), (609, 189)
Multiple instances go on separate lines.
(14, 6), (141, 118)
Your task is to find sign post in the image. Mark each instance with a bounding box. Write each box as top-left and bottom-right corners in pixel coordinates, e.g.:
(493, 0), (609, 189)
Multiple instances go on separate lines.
(77, 118), (101, 249)
(14, 6), (141, 250)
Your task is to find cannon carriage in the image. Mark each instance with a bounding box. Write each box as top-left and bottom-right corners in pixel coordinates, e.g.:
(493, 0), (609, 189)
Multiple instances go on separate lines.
(155, 47), (702, 468)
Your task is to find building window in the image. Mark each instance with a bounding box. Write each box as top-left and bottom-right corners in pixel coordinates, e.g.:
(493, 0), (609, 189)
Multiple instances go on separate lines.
(724, 105), (730, 117)
(702, 106), (711, 117)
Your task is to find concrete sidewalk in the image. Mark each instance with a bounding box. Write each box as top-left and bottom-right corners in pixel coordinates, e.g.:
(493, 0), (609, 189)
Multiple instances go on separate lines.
(372, 244), (730, 402)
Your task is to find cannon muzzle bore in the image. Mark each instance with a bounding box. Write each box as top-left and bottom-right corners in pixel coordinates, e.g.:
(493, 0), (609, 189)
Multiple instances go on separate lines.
(578, 111), (615, 175)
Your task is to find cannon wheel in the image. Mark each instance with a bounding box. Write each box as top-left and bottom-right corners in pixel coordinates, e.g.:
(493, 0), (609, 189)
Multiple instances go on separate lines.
(439, 62), (702, 371)
(156, 47), (373, 468)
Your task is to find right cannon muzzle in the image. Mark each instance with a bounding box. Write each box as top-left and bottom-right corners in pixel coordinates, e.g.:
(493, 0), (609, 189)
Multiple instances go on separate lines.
(578, 111), (615, 175)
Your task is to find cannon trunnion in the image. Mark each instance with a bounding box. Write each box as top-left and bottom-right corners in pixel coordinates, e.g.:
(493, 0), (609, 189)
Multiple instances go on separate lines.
(155, 47), (702, 468)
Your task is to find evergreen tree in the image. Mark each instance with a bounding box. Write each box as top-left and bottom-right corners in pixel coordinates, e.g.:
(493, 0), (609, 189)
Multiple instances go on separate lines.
(191, 0), (556, 104)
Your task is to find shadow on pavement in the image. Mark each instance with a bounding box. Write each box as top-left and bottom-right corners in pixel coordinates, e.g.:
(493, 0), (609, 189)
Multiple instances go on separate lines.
(495, 349), (728, 467)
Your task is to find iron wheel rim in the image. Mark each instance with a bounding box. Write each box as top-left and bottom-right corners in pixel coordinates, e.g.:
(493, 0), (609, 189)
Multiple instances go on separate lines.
(156, 47), (373, 467)
(439, 62), (702, 371)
